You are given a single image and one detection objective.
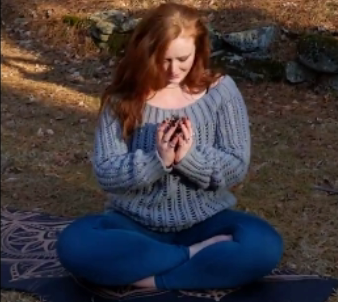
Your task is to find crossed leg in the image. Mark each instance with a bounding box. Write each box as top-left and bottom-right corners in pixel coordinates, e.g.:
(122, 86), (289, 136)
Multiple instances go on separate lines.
(136, 209), (284, 290)
(56, 210), (283, 290)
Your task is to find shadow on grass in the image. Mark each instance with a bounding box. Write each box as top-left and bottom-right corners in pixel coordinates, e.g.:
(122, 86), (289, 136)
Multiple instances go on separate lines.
(1, 3), (337, 217)
(1, 82), (105, 218)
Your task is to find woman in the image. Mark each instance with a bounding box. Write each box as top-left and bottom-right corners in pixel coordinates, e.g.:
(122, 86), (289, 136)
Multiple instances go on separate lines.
(56, 2), (283, 290)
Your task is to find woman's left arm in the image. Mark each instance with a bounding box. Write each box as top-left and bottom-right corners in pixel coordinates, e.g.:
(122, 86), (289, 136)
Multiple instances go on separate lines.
(173, 77), (251, 190)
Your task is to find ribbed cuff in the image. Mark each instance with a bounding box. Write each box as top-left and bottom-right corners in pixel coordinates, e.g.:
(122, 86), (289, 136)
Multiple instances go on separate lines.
(174, 147), (211, 185)
(155, 150), (173, 173)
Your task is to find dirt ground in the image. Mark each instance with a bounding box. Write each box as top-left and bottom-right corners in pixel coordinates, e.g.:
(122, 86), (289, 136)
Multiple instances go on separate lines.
(1, 0), (338, 301)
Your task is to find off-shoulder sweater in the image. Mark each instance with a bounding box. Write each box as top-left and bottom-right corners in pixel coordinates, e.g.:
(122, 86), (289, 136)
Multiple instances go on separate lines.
(93, 75), (251, 232)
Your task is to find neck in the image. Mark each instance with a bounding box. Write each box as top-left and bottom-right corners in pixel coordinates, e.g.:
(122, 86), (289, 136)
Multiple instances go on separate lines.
(165, 82), (182, 89)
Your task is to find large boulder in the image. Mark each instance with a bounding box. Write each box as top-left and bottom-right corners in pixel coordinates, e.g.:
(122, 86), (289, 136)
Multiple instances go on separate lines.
(285, 61), (316, 84)
(297, 34), (338, 73)
(222, 26), (278, 53)
(89, 10), (141, 33)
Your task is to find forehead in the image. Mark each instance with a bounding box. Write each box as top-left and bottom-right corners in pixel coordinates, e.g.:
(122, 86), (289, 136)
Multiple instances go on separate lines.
(165, 36), (195, 58)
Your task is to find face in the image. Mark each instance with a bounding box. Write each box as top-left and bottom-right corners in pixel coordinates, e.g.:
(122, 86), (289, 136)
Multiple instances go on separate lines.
(163, 35), (196, 85)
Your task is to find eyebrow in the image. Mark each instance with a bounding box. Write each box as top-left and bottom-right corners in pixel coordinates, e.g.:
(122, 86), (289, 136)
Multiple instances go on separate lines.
(178, 53), (191, 59)
(165, 53), (192, 60)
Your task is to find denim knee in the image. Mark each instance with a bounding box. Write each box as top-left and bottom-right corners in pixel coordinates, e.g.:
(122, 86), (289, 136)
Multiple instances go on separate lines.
(56, 224), (81, 271)
(56, 216), (98, 274)
(255, 227), (284, 273)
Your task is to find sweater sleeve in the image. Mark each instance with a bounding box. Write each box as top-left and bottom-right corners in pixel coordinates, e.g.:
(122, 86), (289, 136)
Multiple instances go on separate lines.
(93, 107), (171, 193)
(173, 77), (251, 190)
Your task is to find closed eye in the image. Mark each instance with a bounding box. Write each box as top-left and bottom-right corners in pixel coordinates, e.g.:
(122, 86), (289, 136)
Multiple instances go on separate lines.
(164, 54), (191, 63)
(178, 55), (190, 62)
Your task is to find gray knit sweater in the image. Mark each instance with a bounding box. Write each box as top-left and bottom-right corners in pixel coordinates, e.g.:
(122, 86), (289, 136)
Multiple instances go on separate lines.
(93, 75), (251, 232)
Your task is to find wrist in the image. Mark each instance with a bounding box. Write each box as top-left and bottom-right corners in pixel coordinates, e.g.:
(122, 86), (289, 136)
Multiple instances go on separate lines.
(155, 150), (173, 172)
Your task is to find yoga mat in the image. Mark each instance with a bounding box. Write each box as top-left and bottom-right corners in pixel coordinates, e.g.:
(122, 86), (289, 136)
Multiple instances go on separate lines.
(1, 206), (337, 302)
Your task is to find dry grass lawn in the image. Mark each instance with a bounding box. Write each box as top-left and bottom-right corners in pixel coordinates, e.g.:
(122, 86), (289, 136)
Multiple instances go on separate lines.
(1, 0), (338, 301)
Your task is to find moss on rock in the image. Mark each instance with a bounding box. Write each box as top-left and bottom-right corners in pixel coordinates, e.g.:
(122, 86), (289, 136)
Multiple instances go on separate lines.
(62, 15), (93, 28)
(245, 59), (285, 81)
(297, 34), (338, 73)
(107, 33), (131, 55)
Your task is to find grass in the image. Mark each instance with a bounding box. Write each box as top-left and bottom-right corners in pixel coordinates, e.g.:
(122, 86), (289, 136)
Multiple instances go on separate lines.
(1, 0), (338, 301)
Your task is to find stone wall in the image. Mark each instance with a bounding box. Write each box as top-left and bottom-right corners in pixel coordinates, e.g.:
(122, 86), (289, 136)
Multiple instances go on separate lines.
(82, 10), (338, 90)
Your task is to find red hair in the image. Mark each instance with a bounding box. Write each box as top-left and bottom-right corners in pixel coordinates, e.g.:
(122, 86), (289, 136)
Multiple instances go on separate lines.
(100, 2), (222, 140)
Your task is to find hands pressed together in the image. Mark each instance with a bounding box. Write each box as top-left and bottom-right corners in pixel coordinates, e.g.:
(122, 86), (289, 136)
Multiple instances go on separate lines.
(156, 116), (194, 168)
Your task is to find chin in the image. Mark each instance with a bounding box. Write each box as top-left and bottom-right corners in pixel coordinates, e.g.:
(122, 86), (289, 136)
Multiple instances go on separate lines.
(168, 76), (184, 84)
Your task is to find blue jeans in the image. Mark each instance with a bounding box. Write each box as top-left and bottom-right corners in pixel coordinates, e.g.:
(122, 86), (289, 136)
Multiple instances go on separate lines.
(56, 209), (283, 290)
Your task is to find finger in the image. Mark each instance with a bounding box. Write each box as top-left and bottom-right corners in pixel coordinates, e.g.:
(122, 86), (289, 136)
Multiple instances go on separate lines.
(183, 118), (193, 136)
(163, 123), (178, 142)
(157, 121), (168, 142)
(169, 135), (179, 149)
(180, 123), (190, 140)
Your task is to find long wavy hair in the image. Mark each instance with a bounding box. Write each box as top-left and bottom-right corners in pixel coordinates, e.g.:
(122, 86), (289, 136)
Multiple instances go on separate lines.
(100, 2), (222, 140)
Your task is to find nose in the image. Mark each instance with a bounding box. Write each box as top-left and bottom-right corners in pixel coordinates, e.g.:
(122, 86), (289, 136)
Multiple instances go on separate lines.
(169, 61), (179, 75)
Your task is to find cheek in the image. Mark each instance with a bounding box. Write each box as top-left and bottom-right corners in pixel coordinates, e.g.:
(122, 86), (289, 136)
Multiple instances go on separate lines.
(181, 58), (194, 72)
(163, 62), (169, 71)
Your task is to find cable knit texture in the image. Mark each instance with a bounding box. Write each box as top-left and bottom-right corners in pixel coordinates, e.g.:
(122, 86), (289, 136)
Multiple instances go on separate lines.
(93, 75), (251, 232)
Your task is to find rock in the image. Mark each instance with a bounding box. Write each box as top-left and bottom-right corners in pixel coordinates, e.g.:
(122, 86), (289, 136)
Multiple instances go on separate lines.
(207, 25), (226, 52)
(242, 52), (272, 60)
(30, 10), (38, 18)
(328, 74), (338, 91)
(67, 71), (85, 83)
(96, 21), (115, 34)
(46, 129), (54, 135)
(91, 27), (110, 42)
(222, 53), (244, 63)
(26, 95), (37, 104)
(245, 58), (285, 81)
(37, 128), (44, 137)
(223, 26), (278, 53)
(248, 72), (265, 82)
(281, 27), (301, 39)
(120, 18), (141, 32)
(90, 10), (126, 25)
(212, 52), (284, 82)
(90, 10), (139, 33)
(107, 33), (130, 55)
(297, 34), (338, 73)
(45, 9), (53, 18)
(285, 61), (316, 84)
(95, 41), (109, 50)
(89, 10), (139, 51)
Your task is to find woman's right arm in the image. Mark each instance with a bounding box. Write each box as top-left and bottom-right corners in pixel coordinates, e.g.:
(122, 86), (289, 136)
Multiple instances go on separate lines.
(93, 108), (170, 193)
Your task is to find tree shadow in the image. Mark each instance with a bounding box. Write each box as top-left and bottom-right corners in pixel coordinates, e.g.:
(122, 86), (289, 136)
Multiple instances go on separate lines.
(1, 2), (337, 219)
(1, 81), (106, 217)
